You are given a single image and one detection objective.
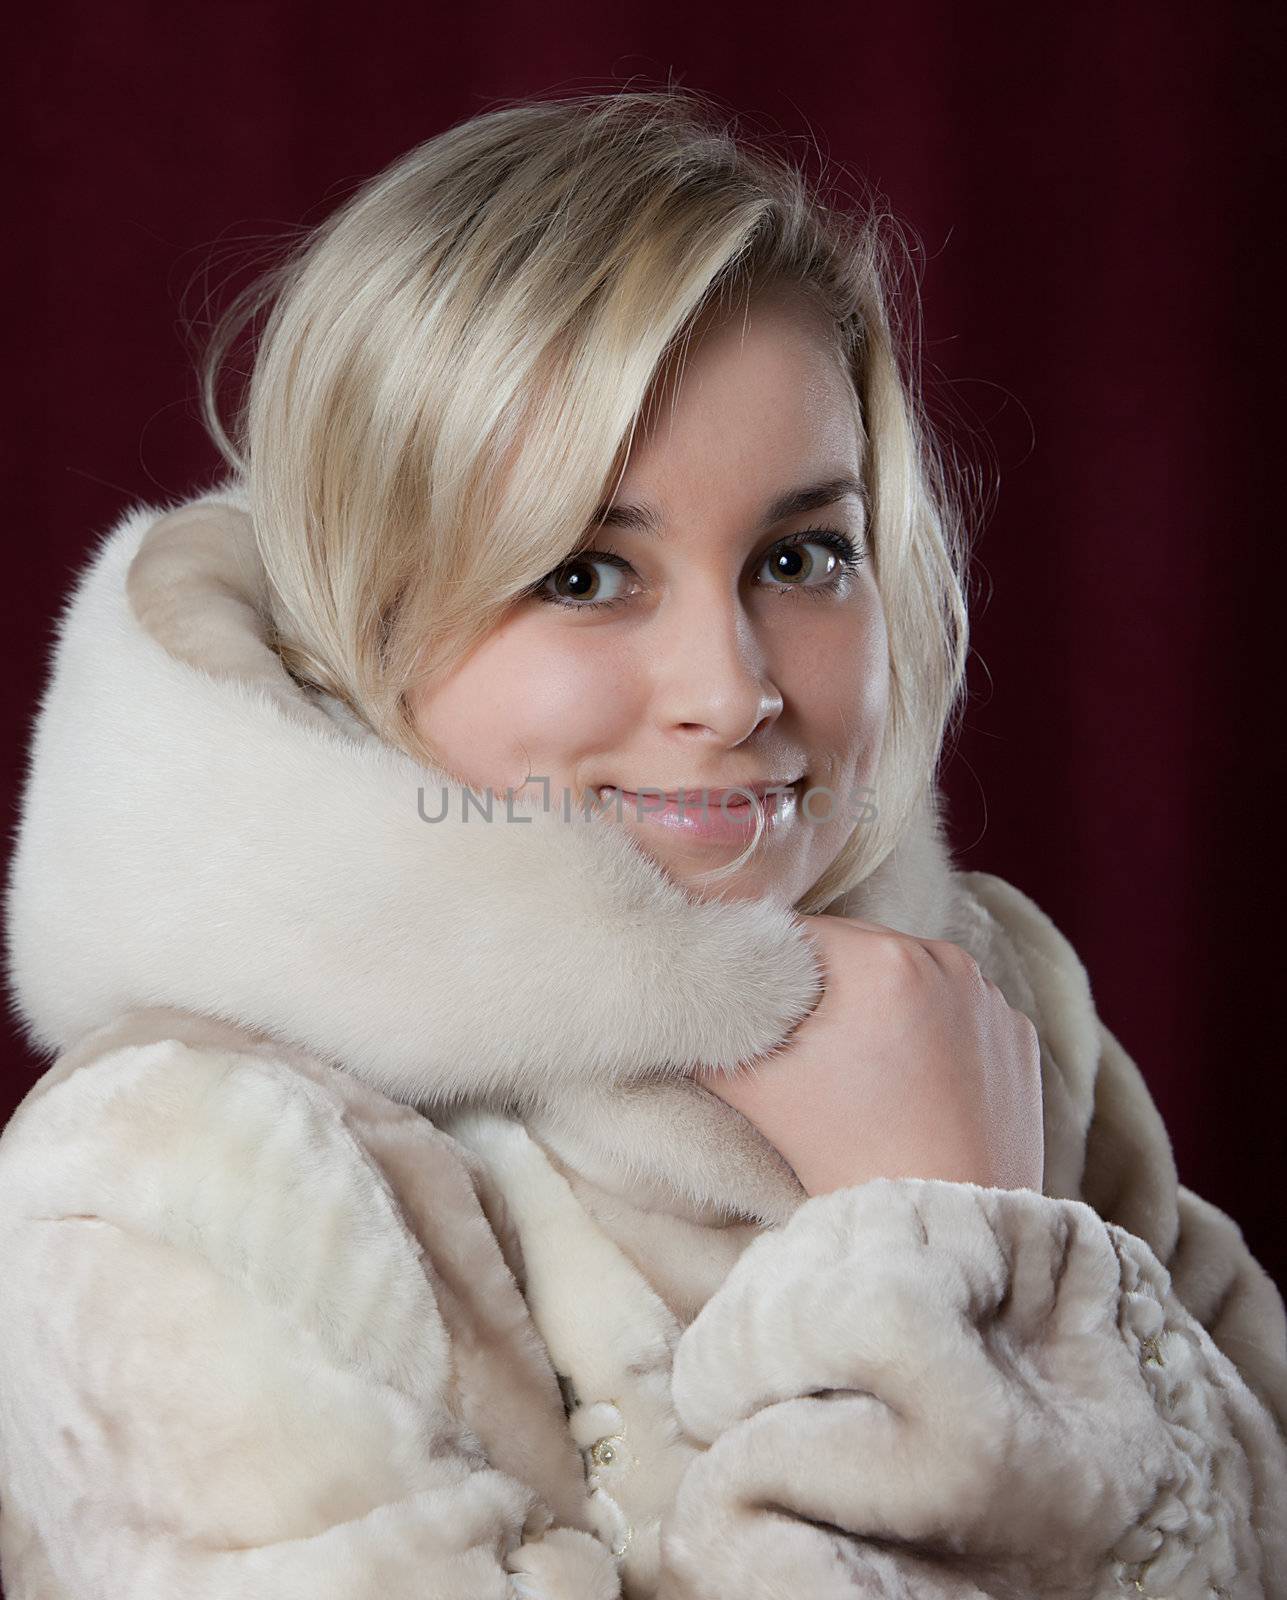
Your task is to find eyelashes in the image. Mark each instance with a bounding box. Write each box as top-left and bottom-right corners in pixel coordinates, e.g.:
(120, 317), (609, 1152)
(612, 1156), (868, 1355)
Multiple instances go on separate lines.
(531, 525), (866, 613)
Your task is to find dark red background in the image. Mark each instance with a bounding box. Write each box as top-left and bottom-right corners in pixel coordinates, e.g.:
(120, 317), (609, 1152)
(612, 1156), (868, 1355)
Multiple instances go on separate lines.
(7, 0), (1284, 1313)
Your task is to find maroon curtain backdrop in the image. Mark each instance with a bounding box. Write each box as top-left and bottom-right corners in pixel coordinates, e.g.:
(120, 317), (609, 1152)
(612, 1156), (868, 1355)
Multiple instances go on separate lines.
(7, 0), (1284, 1330)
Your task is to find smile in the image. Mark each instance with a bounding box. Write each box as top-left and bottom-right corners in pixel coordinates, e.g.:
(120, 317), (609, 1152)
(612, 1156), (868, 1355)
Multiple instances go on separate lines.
(595, 780), (801, 841)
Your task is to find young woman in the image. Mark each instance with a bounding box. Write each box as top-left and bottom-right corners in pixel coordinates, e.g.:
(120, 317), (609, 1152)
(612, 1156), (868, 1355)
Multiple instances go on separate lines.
(1, 89), (1283, 1599)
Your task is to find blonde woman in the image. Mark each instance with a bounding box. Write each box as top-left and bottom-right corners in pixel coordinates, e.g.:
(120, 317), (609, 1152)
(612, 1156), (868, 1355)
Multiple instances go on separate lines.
(1, 88), (1283, 1598)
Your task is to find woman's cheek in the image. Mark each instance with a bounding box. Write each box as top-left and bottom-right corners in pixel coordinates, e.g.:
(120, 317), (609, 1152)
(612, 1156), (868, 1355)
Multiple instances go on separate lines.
(534, 636), (629, 728)
(500, 632), (648, 775)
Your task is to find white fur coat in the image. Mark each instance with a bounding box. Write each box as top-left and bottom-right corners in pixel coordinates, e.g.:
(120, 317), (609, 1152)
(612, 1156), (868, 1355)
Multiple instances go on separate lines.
(0, 481), (1284, 1598)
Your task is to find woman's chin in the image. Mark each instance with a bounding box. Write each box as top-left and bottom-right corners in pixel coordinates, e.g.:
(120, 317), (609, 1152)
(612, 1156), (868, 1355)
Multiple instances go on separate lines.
(636, 838), (801, 907)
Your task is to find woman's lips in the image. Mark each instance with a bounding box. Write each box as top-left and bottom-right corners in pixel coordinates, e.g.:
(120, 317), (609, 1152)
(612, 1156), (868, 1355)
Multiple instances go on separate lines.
(596, 781), (800, 841)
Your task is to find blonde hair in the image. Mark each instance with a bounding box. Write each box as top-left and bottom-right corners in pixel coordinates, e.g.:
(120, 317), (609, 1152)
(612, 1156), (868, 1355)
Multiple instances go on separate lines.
(197, 86), (972, 914)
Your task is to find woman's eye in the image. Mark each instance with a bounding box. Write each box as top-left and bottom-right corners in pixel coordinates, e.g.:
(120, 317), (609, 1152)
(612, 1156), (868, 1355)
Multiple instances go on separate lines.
(758, 529), (864, 594)
(535, 550), (638, 611)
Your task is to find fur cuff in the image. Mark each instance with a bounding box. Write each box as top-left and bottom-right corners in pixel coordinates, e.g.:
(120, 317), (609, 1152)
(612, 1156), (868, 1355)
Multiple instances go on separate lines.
(665, 1177), (1287, 1595)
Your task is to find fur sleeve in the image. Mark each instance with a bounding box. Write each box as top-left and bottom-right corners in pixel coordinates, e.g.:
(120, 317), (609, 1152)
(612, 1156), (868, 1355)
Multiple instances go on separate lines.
(657, 864), (1287, 1599)
(0, 1038), (621, 1600)
(659, 1176), (1287, 1598)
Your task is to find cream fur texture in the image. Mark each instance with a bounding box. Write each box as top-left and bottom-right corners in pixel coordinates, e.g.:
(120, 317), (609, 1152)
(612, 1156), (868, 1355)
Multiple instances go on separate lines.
(1, 485), (1284, 1598)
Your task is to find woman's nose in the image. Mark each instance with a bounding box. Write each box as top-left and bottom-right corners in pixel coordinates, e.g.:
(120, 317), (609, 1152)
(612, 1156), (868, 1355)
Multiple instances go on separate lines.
(648, 585), (783, 746)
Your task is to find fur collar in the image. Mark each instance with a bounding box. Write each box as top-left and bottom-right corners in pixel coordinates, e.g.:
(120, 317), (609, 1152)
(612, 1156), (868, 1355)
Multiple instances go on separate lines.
(3, 480), (971, 1226)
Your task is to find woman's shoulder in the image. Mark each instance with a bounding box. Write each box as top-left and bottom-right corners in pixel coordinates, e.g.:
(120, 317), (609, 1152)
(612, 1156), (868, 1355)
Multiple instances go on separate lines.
(0, 1006), (521, 1300)
(950, 868), (1093, 1009)
(947, 868), (1106, 1130)
(0, 1008), (605, 1591)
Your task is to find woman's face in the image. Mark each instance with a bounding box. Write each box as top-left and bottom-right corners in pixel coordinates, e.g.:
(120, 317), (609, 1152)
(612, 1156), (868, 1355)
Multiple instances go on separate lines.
(408, 286), (889, 907)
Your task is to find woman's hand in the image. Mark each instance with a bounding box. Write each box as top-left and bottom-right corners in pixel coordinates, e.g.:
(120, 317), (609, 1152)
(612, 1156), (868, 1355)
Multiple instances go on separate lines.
(693, 914), (1044, 1198)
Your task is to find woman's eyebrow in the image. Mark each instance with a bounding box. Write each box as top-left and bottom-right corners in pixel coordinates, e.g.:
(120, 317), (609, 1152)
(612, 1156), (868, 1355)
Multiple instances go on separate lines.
(591, 473), (869, 538)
